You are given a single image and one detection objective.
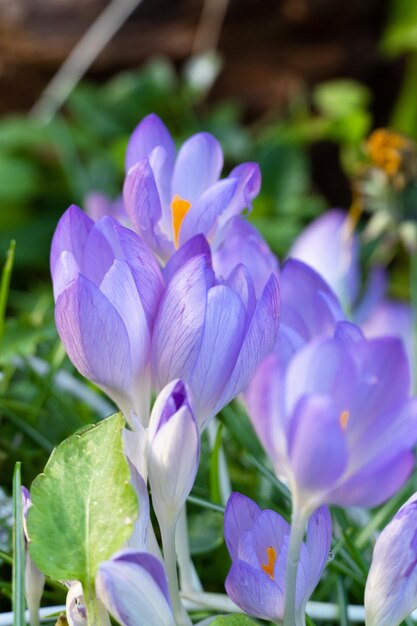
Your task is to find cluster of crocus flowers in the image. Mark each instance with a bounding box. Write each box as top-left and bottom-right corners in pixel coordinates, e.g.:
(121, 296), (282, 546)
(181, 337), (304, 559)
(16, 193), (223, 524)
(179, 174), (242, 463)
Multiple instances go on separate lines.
(43, 113), (417, 626)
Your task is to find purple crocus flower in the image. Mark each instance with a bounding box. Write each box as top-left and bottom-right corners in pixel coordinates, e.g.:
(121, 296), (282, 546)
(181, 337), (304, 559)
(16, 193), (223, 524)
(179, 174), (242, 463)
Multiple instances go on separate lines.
(151, 238), (280, 429)
(123, 113), (261, 262)
(50, 204), (164, 426)
(96, 550), (175, 626)
(245, 321), (417, 515)
(224, 493), (332, 623)
(365, 493), (417, 626)
(290, 209), (413, 362)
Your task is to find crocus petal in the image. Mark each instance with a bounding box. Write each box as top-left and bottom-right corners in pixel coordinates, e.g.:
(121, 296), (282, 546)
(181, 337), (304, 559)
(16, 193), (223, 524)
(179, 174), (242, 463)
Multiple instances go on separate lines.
(216, 274), (280, 416)
(288, 395), (348, 491)
(148, 381), (200, 522)
(125, 113), (176, 174)
(360, 299), (413, 367)
(304, 506), (332, 600)
(365, 494), (417, 626)
(328, 449), (415, 508)
(190, 284), (247, 426)
(163, 234), (211, 284)
(250, 510), (290, 573)
(171, 132), (223, 204)
(123, 158), (170, 258)
(84, 192), (126, 223)
(55, 275), (132, 400)
(225, 264), (256, 317)
(151, 255), (214, 390)
(216, 162), (261, 228)
(66, 582), (87, 626)
(179, 178), (240, 245)
(52, 251), (79, 300)
(213, 216), (279, 297)
(224, 493), (262, 561)
(81, 223), (116, 286)
(50, 205), (93, 277)
(225, 560), (284, 622)
(354, 267), (387, 324)
(97, 550), (174, 626)
(290, 209), (359, 308)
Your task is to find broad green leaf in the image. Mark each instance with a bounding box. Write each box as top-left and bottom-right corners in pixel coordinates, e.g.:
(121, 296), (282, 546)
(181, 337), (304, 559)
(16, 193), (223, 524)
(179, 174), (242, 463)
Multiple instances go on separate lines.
(210, 615), (258, 625)
(27, 413), (137, 589)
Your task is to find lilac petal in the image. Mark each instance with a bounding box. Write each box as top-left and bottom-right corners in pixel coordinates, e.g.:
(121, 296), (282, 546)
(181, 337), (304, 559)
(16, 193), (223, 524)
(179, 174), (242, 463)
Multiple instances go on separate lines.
(244, 353), (286, 461)
(213, 217), (279, 297)
(148, 400), (200, 522)
(225, 264), (256, 316)
(250, 510), (290, 575)
(84, 192), (126, 223)
(66, 582), (87, 626)
(334, 321), (364, 347)
(123, 158), (169, 257)
(285, 337), (356, 419)
(100, 260), (149, 375)
(224, 492), (262, 561)
(98, 217), (164, 328)
(148, 379), (190, 436)
(190, 285), (247, 426)
(151, 255), (213, 391)
(179, 178), (240, 245)
(51, 251), (79, 300)
(365, 494), (417, 626)
(225, 560), (283, 622)
(171, 132), (223, 204)
(163, 234), (212, 285)
(55, 275), (132, 398)
(97, 550), (174, 626)
(216, 274), (280, 416)
(360, 299), (413, 366)
(217, 162), (262, 227)
(350, 337), (411, 421)
(304, 506), (332, 599)
(81, 223), (116, 286)
(125, 113), (176, 174)
(328, 449), (415, 508)
(290, 209), (359, 306)
(50, 205), (93, 276)
(288, 395), (348, 490)
(280, 259), (345, 345)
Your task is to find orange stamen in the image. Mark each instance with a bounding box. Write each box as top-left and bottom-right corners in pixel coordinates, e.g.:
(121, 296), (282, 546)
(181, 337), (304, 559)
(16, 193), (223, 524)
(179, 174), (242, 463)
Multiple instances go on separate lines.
(261, 546), (277, 580)
(171, 194), (191, 248)
(339, 410), (350, 431)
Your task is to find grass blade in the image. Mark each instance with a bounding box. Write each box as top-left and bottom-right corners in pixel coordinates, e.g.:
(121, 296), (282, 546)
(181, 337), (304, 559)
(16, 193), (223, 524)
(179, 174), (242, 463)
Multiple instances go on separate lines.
(12, 462), (25, 626)
(0, 240), (16, 342)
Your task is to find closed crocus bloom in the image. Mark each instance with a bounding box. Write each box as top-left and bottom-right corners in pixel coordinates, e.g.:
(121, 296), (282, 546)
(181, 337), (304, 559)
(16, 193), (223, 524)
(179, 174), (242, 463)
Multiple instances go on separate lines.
(123, 113), (261, 262)
(147, 380), (199, 525)
(224, 493), (332, 624)
(96, 550), (175, 626)
(151, 237), (280, 429)
(246, 321), (417, 515)
(365, 494), (417, 626)
(51, 205), (164, 426)
(212, 216), (280, 297)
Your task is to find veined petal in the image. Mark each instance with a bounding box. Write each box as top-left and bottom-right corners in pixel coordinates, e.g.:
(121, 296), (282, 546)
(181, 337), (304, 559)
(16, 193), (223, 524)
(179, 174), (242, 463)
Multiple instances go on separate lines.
(225, 560), (283, 622)
(125, 113), (176, 174)
(97, 550), (174, 626)
(304, 506), (332, 600)
(365, 495), (417, 626)
(224, 493), (262, 561)
(151, 255), (213, 390)
(190, 284), (247, 426)
(171, 132), (223, 204)
(52, 251), (79, 300)
(217, 162), (261, 227)
(55, 275), (132, 398)
(179, 178), (239, 245)
(163, 235), (212, 285)
(50, 205), (93, 277)
(215, 274), (280, 417)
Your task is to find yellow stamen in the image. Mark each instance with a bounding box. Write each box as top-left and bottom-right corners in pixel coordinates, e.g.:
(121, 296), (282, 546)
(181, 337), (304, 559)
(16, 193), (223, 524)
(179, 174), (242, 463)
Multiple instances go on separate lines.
(339, 410), (350, 431)
(366, 128), (408, 178)
(261, 546), (277, 580)
(171, 194), (191, 248)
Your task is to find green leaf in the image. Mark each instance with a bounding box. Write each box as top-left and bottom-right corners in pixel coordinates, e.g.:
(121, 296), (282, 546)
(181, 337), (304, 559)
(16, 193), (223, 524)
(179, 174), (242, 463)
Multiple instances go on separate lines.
(27, 413), (137, 590)
(12, 462), (25, 626)
(313, 80), (370, 119)
(0, 240), (16, 342)
(210, 615), (259, 625)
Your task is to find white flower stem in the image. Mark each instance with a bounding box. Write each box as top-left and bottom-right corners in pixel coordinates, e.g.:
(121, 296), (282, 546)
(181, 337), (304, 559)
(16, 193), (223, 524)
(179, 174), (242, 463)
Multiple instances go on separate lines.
(161, 521), (192, 626)
(176, 506), (203, 592)
(283, 506), (309, 626)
